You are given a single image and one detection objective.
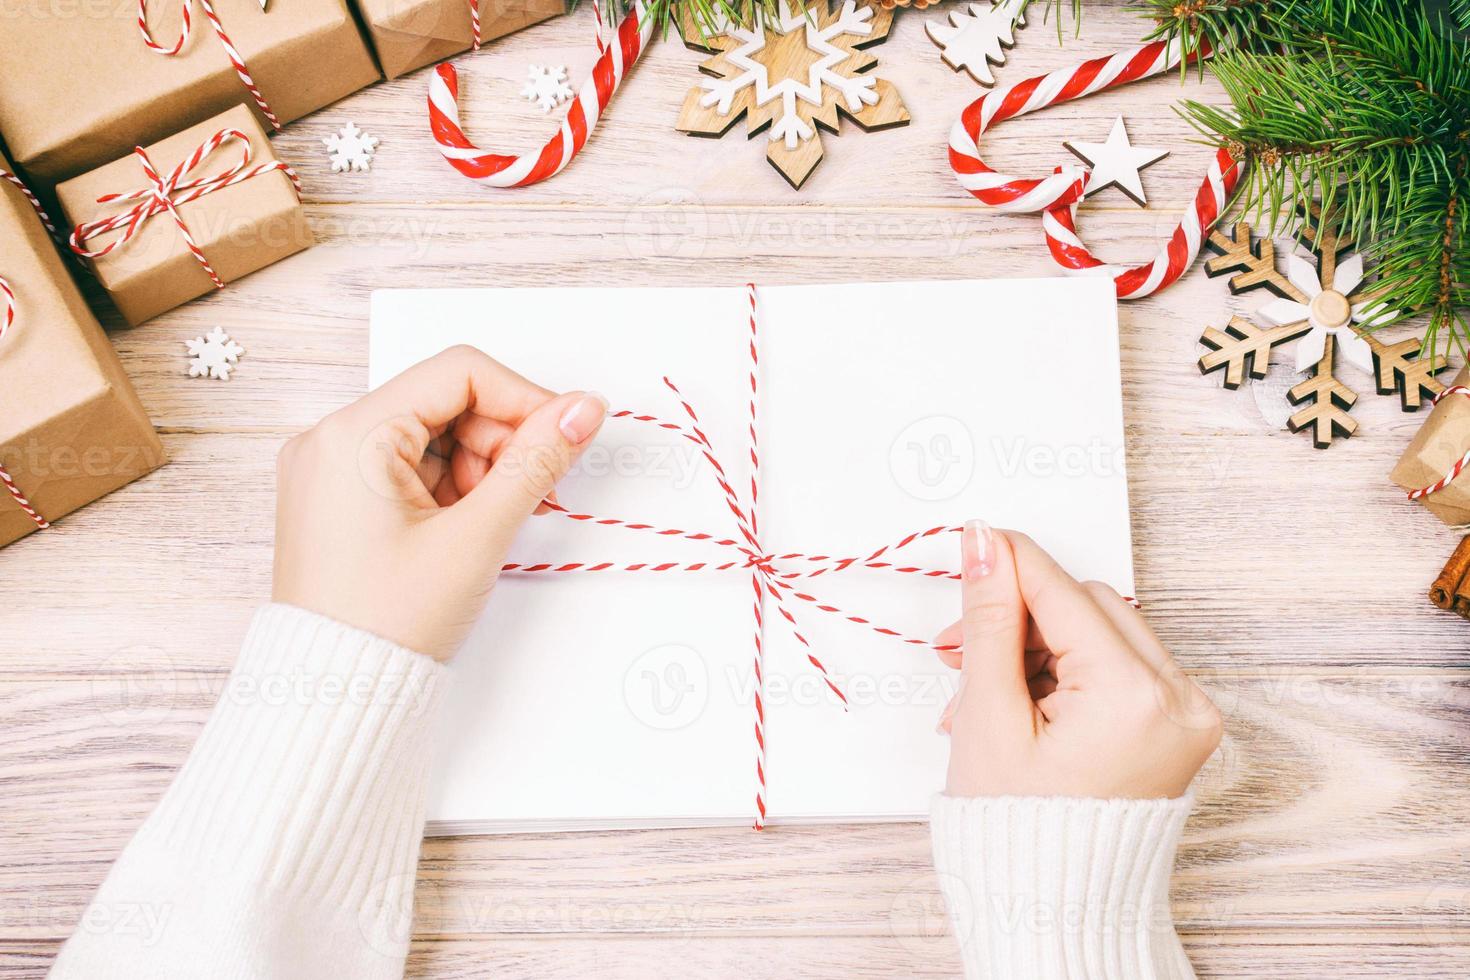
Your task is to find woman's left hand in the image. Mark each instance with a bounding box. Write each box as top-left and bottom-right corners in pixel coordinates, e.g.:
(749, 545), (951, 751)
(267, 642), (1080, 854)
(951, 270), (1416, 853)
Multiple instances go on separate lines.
(272, 345), (607, 661)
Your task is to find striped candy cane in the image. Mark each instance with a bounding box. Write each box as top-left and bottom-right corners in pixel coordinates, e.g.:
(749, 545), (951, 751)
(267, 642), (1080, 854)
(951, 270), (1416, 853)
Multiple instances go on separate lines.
(70, 129), (302, 291)
(949, 38), (1244, 299)
(1406, 387), (1470, 500)
(138, 0), (281, 130)
(429, 1), (654, 187)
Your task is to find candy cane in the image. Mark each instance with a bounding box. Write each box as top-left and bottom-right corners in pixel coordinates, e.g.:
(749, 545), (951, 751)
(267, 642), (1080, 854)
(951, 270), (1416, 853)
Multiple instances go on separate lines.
(949, 38), (1243, 299)
(1405, 386), (1470, 500)
(428, 1), (654, 187)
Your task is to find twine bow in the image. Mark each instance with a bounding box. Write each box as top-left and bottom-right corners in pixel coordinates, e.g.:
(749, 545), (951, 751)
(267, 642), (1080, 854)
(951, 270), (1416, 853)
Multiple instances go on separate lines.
(69, 129), (302, 292)
(499, 284), (967, 828)
(137, 0), (281, 129)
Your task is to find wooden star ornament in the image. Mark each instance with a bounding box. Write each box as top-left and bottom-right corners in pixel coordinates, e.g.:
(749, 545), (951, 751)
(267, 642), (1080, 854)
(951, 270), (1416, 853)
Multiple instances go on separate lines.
(676, 0), (911, 189)
(1062, 116), (1169, 207)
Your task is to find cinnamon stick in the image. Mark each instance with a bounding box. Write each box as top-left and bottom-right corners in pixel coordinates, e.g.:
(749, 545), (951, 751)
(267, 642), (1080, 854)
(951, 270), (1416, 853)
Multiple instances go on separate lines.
(1430, 534), (1470, 613)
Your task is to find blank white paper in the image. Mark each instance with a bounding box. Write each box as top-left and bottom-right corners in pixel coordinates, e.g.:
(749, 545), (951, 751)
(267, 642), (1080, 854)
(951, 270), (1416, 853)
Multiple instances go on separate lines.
(369, 278), (1133, 833)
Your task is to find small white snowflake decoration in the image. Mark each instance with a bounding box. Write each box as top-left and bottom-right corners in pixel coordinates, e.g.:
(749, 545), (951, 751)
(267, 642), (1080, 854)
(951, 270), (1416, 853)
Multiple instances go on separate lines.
(323, 122), (379, 174)
(522, 65), (574, 114)
(186, 327), (244, 381)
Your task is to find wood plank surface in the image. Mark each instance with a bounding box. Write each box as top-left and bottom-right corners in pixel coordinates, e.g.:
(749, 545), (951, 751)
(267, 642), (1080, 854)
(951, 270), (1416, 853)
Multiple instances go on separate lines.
(1, 1), (1466, 976)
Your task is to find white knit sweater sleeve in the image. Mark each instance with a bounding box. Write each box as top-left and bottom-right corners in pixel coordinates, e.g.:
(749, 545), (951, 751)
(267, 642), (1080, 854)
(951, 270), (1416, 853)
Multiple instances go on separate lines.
(929, 794), (1197, 980)
(48, 604), (445, 980)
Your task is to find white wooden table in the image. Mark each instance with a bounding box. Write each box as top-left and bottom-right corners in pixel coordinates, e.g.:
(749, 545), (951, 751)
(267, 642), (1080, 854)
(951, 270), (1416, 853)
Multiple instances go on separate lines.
(3, 3), (1469, 976)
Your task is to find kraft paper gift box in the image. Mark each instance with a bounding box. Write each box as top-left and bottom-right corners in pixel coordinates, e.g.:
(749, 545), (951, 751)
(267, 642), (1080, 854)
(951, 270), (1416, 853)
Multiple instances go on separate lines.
(56, 105), (313, 327)
(0, 0), (379, 184)
(1393, 365), (1470, 526)
(359, 0), (565, 79)
(0, 151), (165, 548)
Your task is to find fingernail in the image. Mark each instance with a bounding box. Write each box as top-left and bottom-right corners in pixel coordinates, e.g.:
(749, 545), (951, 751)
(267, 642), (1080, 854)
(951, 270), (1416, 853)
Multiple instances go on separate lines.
(558, 392), (608, 445)
(962, 520), (993, 580)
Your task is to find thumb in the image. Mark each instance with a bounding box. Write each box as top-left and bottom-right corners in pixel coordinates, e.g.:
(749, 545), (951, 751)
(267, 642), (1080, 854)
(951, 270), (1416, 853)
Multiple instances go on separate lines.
(457, 390), (608, 545)
(956, 521), (1032, 729)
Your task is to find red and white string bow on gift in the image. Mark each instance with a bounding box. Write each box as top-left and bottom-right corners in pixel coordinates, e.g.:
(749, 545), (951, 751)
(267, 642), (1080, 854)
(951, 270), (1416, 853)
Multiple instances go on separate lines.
(137, 0), (281, 129)
(69, 128), (302, 291)
(949, 38), (1244, 299)
(499, 284), (969, 829)
(430, 0), (654, 186)
(0, 167), (61, 531)
(1405, 386), (1470, 500)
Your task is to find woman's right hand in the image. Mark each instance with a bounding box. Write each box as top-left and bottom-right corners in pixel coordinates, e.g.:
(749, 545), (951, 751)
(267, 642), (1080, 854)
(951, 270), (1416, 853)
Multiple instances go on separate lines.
(936, 522), (1222, 800)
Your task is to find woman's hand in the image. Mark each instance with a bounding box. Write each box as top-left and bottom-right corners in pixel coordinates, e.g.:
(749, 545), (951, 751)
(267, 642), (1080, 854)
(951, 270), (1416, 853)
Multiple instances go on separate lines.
(937, 522), (1222, 799)
(272, 345), (607, 661)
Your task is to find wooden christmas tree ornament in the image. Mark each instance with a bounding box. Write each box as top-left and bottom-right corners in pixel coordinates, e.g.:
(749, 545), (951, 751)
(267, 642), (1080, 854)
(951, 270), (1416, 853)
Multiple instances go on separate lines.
(1197, 205), (1450, 447)
(676, 0), (911, 189)
(926, 0), (1027, 87)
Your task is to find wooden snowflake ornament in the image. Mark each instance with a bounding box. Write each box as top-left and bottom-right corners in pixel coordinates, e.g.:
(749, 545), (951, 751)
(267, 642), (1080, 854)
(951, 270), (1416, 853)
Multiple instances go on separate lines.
(1198, 205), (1450, 447)
(676, 0), (910, 189)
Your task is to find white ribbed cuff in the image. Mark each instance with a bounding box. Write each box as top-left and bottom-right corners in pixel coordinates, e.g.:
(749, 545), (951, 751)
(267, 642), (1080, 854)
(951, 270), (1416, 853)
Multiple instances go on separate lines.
(132, 604), (445, 941)
(930, 794), (1196, 980)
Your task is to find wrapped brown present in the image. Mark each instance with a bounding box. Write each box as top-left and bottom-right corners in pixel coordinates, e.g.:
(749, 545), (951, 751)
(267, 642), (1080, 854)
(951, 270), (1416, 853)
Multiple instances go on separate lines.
(1392, 365), (1470, 526)
(0, 152), (165, 548)
(57, 105), (312, 327)
(360, 0), (566, 79)
(0, 0), (379, 183)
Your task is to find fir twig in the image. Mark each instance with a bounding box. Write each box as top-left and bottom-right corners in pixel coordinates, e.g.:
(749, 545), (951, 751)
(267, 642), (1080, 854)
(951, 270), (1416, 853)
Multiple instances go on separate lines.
(1141, 0), (1470, 357)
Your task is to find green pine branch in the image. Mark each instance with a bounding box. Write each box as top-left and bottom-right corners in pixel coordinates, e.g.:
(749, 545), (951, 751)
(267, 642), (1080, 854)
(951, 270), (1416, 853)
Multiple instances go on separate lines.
(1139, 0), (1470, 357)
(583, 0), (1080, 43)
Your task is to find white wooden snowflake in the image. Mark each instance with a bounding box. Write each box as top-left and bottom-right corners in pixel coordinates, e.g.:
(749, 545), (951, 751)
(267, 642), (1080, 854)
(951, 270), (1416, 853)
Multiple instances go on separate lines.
(1198, 205), (1449, 448)
(186, 327), (244, 381)
(323, 122), (379, 174)
(522, 65), (574, 114)
(698, 1), (882, 151)
(926, 0), (1027, 86)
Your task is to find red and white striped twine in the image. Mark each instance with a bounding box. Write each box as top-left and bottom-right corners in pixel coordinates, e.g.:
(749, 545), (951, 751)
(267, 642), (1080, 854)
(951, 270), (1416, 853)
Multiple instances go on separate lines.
(498, 284), (1138, 827)
(471, 0), (606, 51)
(430, 0), (652, 187)
(1, 168), (60, 240)
(1405, 386), (1470, 500)
(0, 276), (13, 340)
(0, 166), (63, 339)
(138, 0), (281, 129)
(948, 39), (1243, 299)
(0, 167), (63, 530)
(69, 128), (302, 290)
(0, 464), (49, 532)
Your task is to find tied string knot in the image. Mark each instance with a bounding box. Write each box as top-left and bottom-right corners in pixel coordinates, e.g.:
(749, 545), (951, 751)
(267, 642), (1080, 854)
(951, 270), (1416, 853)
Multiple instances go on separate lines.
(69, 129), (302, 292)
(500, 284), (962, 830)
